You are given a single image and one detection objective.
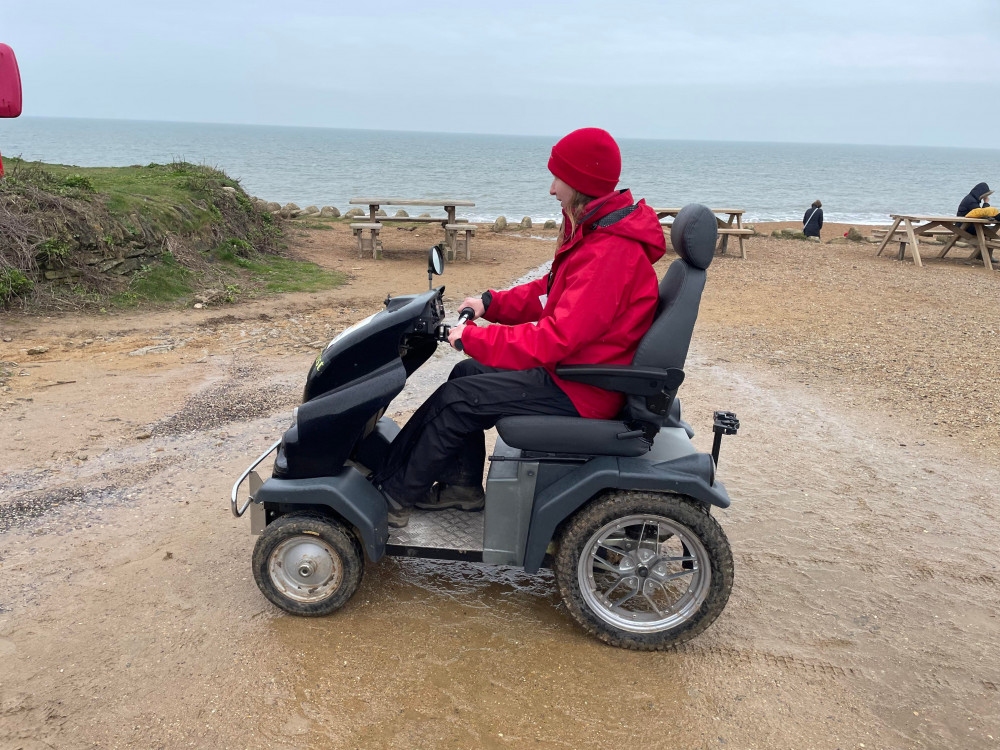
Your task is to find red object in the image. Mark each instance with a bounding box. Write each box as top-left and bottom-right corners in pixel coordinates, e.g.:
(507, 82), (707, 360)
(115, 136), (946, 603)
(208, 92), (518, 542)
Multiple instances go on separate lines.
(0, 43), (22, 178)
(461, 189), (667, 419)
(0, 44), (22, 118)
(547, 127), (621, 197)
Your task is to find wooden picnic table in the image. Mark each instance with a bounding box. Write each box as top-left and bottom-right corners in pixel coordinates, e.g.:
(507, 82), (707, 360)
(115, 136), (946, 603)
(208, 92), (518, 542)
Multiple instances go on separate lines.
(348, 197), (477, 260)
(652, 207), (752, 259)
(349, 197), (475, 225)
(874, 214), (1000, 270)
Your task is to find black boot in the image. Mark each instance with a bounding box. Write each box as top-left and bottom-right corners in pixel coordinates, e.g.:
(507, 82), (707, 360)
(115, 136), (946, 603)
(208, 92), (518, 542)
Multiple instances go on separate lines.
(415, 483), (485, 511)
(382, 491), (411, 528)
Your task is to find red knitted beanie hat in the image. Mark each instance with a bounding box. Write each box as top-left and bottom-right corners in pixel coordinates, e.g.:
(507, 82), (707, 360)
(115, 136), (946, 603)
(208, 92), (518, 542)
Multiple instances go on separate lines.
(547, 127), (621, 198)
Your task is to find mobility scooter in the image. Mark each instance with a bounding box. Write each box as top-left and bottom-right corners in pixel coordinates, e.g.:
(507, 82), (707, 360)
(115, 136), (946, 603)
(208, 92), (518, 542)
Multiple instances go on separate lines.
(232, 203), (739, 650)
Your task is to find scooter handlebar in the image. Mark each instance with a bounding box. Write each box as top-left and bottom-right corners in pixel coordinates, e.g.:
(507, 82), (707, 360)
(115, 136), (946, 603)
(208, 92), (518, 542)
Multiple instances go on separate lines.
(453, 307), (476, 351)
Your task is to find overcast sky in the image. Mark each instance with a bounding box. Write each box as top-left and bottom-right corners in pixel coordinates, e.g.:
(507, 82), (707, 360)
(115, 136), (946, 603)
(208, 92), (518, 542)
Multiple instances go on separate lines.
(2, 0), (997, 147)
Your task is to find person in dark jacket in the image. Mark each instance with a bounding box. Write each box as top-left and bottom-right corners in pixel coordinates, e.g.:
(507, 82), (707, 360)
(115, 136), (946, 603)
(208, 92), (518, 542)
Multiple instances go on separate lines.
(957, 182), (999, 262)
(373, 128), (667, 527)
(802, 199), (823, 238)
(957, 182), (994, 235)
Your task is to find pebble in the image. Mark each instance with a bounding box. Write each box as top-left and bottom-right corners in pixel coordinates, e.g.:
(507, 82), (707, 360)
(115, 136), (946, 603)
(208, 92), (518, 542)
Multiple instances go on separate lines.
(128, 344), (175, 356)
(26, 346), (49, 355)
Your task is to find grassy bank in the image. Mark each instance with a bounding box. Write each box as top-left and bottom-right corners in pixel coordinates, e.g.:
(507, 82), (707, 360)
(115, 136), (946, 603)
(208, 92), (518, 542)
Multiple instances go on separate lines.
(0, 158), (345, 310)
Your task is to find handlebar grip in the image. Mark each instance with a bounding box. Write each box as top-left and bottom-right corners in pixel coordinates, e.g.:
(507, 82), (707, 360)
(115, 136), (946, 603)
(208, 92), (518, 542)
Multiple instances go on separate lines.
(452, 307), (476, 352)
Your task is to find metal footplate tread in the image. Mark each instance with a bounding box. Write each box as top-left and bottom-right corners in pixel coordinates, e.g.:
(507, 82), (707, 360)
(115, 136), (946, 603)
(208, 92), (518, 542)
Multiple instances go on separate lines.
(385, 509), (485, 562)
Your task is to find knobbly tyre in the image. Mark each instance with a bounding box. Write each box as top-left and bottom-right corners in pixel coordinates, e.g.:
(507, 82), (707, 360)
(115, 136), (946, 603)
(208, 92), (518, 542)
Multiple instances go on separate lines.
(232, 204), (740, 650)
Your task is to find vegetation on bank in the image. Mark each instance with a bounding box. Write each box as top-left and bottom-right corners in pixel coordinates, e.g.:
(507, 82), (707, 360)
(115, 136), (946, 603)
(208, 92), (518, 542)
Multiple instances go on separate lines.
(0, 158), (345, 310)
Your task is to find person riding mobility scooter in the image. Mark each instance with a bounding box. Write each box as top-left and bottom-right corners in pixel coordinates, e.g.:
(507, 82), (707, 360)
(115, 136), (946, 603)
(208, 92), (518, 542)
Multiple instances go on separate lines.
(232, 203), (740, 650)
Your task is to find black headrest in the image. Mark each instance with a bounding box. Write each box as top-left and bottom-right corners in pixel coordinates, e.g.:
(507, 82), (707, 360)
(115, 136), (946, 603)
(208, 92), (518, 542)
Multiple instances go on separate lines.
(669, 204), (717, 270)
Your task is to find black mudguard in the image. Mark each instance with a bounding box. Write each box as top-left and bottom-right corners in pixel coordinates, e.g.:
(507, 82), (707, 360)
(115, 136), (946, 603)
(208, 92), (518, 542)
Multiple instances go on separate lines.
(254, 467), (389, 562)
(522, 452), (730, 573)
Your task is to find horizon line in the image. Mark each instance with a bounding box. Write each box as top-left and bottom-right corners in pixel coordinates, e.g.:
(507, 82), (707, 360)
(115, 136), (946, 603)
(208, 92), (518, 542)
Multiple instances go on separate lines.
(8, 114), (996, 154)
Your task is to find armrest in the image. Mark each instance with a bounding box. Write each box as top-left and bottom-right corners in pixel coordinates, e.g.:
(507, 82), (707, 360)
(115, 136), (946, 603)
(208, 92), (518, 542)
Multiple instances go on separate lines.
(554, 364), (685, 396)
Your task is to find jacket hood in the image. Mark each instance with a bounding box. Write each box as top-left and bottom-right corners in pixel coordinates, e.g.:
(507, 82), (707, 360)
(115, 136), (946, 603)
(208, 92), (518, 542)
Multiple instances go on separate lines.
(560, 189), (666, 264)
(970, 182), (992, 200)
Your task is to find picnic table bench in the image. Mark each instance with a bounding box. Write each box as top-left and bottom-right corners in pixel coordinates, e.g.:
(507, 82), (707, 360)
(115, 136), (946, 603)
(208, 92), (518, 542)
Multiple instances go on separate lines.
(874, 214), (1000, 270)
(652, 207), (752, 259)
(348, 197), (476, 260)
(870, 226), (953, 243)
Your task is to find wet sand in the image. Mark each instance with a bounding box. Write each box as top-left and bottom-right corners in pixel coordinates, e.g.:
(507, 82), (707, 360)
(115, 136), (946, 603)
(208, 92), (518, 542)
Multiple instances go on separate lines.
(1, 221), (998, 749)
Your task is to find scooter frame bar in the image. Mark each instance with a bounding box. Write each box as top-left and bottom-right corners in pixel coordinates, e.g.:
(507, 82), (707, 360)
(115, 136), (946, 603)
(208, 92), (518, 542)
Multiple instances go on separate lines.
(231, 439), (281, 517)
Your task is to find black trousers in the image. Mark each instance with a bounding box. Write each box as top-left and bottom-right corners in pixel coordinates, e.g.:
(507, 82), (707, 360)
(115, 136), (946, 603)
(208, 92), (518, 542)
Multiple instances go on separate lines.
(375, 359), (579, 506)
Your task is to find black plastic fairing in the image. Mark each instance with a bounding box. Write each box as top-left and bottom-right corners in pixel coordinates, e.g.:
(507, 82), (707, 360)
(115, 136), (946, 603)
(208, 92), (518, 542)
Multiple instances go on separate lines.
(303, 287), (444, 402)
(276, 361), (406, 479)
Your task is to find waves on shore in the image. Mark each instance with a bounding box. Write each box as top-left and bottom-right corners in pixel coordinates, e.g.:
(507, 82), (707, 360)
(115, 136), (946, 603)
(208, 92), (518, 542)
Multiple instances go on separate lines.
(5, 117), (998, 226)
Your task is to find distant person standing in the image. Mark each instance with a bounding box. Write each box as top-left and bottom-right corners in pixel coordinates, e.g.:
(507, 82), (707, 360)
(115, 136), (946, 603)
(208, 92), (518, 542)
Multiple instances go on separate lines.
(802, 199), (823, 238)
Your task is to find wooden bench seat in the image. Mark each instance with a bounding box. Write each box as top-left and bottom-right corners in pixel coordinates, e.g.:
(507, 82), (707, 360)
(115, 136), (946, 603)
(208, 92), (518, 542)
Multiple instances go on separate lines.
(444, 223), (476, 261)
(350, 222), (382, 259)
(658, 222), (752, 236)
(878, 227), (979, 263)
(660, 223), (753, 257)
(872, 227), (952, 241)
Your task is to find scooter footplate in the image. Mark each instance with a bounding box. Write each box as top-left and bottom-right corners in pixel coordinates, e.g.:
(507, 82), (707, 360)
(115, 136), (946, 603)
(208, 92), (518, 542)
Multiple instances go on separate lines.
(388, 508), (484, 551)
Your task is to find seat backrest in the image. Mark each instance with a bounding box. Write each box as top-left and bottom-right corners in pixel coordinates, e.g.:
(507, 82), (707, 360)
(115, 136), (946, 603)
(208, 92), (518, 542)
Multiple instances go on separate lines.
(624, 203), (717, 426)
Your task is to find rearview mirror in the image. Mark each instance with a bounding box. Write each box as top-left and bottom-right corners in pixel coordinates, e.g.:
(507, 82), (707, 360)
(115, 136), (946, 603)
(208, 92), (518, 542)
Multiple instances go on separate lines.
(427, 245), (444, 290)
(428, 245), (444, 276)
(0, 44), (22, 118)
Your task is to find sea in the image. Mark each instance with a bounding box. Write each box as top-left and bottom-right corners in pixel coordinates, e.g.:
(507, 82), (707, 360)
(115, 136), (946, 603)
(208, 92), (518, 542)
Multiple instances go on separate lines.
(2, 116), (999, 226)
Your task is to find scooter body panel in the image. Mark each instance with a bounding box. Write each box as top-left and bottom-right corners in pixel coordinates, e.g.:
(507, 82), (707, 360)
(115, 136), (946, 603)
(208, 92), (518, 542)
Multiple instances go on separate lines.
(274, 288), (445, 481)
(254, 468), (390, 562)
(520, 451), (729, 574)
(481, 440), (539, 565)
(276, 361), (406, 479)
(303, 289), (444, 401)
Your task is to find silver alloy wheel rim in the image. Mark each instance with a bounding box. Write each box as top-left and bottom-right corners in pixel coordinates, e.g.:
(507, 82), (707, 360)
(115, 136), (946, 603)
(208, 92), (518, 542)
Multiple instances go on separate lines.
(269, 535), (343, 603)
(578, 513), (711, 634)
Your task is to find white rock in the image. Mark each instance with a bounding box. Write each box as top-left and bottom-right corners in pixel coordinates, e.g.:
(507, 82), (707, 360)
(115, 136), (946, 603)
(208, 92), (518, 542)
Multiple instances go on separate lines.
(128, 344), (175, 356)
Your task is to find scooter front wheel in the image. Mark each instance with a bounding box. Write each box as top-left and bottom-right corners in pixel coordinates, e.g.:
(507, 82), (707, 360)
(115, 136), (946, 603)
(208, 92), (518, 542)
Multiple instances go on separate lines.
(252, 512), (364, 616)
(555, 491), (733, 650)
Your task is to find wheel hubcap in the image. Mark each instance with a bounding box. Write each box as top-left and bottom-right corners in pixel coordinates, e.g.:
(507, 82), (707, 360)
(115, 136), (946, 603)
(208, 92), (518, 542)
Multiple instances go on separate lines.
(578, 513), (711, 634)
(269, 535), (344, 603)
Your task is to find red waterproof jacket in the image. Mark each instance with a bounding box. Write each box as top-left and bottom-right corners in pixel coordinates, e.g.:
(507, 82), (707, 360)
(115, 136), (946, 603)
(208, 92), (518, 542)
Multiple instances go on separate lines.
(461, 189), (666, 419)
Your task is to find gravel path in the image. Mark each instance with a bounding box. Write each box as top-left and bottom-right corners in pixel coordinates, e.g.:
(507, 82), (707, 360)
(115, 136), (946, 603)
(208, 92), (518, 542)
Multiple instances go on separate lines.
(1, 225), (998, 748)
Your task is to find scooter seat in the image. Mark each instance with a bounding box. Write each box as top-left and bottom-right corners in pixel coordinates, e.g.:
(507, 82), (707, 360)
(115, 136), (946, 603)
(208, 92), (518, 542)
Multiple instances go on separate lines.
(495, 416), (651, 457)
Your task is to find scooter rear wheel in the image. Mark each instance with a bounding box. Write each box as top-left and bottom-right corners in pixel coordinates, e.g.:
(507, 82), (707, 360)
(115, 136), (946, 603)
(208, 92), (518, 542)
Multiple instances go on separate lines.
(252, 512), (364, 616)
(555, 491), (733, 650)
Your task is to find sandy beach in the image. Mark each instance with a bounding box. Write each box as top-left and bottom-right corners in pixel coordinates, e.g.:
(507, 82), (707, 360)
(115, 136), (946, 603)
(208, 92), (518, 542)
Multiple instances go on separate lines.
(1, 219), (998, 749)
